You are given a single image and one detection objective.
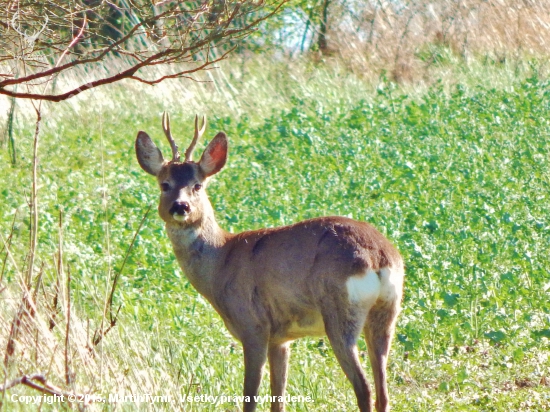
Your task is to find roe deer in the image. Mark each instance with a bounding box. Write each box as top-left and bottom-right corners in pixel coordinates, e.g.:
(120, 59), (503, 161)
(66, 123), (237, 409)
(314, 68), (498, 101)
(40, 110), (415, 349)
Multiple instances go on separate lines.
(135, 113), (404, 412)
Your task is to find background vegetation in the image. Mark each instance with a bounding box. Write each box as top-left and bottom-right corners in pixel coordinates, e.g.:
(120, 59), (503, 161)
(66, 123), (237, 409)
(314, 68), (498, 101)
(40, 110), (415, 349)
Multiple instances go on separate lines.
(1, 1), (550, 411)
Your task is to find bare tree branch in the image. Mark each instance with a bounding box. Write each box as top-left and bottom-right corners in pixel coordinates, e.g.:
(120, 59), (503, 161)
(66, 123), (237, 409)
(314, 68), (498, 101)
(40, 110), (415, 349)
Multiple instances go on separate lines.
(0, 374), (93, 405)
(0, 0), (288, 102)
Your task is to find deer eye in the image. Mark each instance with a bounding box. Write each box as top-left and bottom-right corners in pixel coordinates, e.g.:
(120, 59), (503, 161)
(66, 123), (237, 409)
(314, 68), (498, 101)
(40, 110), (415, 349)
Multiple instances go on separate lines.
(193, 183), (202, 192)
(160, 183), (170, 192)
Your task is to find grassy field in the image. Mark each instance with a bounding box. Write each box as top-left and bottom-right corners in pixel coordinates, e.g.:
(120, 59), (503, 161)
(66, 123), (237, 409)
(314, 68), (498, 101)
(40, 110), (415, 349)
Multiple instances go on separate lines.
(1, 59), (550, 411)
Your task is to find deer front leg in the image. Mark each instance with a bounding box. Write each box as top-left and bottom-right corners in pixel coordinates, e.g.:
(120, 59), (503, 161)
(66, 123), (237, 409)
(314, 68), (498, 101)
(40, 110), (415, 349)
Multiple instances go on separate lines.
(243, 339), (268, 412)
(268, 342), (290, 412)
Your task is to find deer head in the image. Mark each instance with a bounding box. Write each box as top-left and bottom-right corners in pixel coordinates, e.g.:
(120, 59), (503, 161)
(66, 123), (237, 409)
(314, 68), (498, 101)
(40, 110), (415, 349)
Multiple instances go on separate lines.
(135, 112), (227, 227)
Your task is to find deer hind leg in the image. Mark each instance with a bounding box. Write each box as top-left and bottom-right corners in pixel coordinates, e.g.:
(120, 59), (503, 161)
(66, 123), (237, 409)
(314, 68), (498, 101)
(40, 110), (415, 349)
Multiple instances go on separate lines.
(364, 266), (403, 412)
(364, 299), (400, 412)
(268, 342), (290, 412)
(322, 305), (372, 412)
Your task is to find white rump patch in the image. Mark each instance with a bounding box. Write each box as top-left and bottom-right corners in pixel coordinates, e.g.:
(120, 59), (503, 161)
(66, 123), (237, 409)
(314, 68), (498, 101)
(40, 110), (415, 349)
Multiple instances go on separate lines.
(346, 269), (381, 305)
(378, 266), (404, 303)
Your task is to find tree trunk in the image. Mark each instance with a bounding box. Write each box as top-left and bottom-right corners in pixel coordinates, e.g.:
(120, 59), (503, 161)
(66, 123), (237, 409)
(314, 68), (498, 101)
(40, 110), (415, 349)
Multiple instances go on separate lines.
(318, 0), (330, 54)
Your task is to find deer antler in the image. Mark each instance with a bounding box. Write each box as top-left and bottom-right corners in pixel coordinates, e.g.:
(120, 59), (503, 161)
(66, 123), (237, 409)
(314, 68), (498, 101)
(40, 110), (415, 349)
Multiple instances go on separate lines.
(184, 114), (206, 162)
(162, 112), (180, 162)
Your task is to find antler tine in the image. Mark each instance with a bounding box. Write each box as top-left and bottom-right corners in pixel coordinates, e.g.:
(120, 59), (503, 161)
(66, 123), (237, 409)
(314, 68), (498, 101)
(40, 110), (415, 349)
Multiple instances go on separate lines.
(162, 111), (180, 162)
(184, 114), (206, 162)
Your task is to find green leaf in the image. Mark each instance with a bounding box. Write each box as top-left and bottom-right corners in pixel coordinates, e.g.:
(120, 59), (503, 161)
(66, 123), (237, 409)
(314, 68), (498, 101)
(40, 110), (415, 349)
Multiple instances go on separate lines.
(532, 329), (550, 339)
(484, 330), (507, 343)
(443, 293), (460, 307)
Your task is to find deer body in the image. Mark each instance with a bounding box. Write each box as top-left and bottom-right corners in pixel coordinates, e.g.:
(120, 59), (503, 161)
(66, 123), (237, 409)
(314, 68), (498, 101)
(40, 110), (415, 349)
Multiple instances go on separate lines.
(135, 114), (404, 412)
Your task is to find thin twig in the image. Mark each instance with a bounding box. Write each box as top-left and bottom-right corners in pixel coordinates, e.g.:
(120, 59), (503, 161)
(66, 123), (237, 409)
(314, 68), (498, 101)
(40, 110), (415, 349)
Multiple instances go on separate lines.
(26, 109), (41, 287)
(49, 253), (61, 331)
(0, 374), (94, 405)
(0, 233), (21, 283)
(91, 204), (152, 349)
(128, 46), (235, 85)
(31, 262), (44, 314)
(109, 204), (153, 323)
(0, 210), (18, 285)
(0, 1), (288, 102)
(64, 266), (72, 385)
(5, 91), (16, 165)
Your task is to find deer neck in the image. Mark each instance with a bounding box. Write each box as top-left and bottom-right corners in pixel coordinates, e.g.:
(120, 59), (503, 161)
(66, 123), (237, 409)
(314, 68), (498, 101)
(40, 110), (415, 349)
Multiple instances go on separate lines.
(165, 204), (229, 298)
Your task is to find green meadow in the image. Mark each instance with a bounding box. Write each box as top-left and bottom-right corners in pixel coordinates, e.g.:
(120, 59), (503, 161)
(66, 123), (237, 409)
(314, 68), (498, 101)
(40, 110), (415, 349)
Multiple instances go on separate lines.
(1, 60), (550, 411)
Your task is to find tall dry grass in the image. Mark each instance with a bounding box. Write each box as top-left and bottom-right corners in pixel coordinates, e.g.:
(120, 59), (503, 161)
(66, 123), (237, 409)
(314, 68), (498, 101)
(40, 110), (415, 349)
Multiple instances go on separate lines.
(323, 0), (550, 82)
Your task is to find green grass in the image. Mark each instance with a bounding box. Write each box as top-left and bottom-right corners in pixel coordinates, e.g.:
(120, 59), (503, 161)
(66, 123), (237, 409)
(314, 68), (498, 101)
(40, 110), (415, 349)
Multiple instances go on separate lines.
(1, 61), (550, 411)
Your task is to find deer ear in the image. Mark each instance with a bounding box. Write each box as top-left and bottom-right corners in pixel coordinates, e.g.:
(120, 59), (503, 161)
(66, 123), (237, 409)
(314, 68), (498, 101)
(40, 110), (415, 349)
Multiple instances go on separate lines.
(135, 131), (165, 176)
(199, 132), (228, 177)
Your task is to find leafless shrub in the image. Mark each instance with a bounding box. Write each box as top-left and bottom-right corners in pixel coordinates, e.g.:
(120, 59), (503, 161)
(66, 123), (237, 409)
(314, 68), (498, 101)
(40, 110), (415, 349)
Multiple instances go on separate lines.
(0, 0), (286, 102)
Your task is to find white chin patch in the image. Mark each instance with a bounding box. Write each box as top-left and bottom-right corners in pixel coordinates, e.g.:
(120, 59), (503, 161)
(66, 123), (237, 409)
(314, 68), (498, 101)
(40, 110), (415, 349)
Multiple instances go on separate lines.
(172, 214), (188, 222)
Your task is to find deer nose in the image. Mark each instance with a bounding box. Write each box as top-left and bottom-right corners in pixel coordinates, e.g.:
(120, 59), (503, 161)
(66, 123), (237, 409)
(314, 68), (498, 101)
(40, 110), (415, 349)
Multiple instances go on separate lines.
(170, 201), (191, 216)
